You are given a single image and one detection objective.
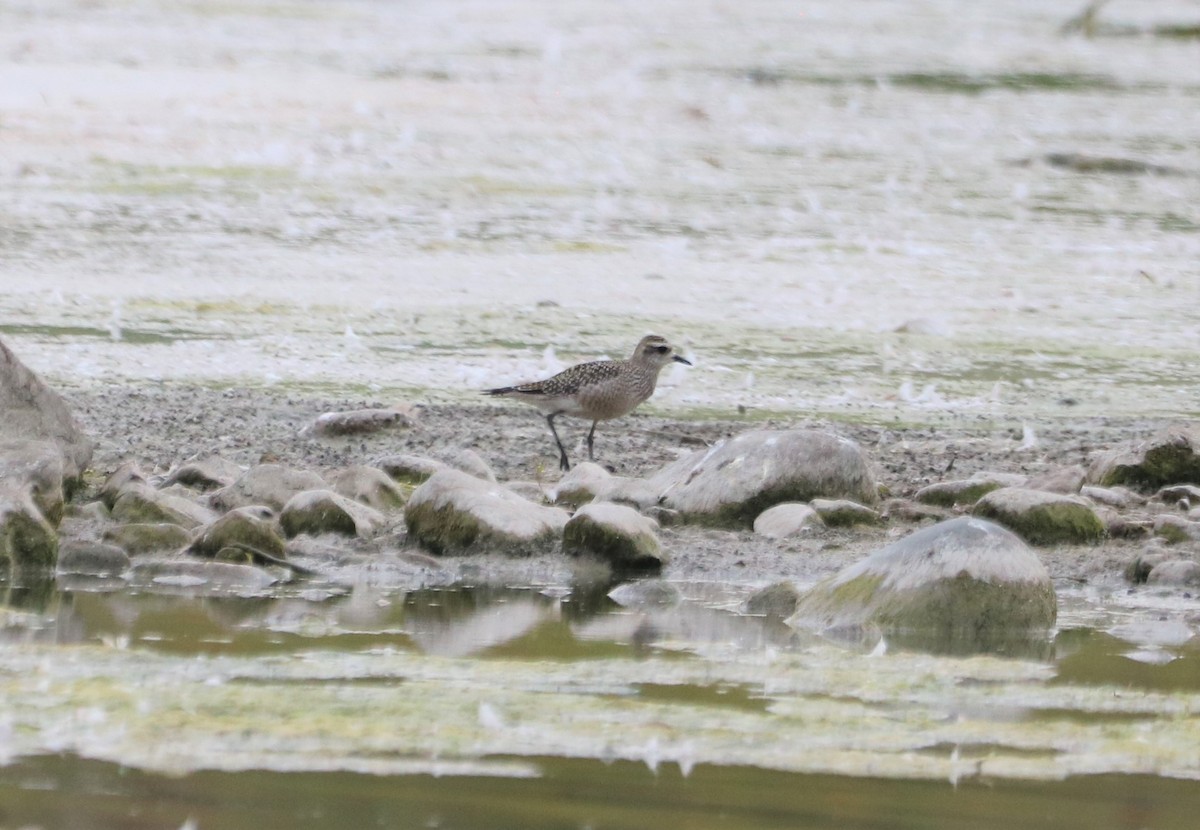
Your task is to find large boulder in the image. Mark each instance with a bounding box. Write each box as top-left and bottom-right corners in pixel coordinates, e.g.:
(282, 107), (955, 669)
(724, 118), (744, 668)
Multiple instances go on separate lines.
(787, 517), (1056, 654)
(0, 484), (59, 573)
(0, 337), (93, 493)
(562, 502), (664, 571)
(209, 464), (327, 512)
(972, 487), (1105, 546)
(647, 430), (878, 527)
(404, 469), (569, 555)
(1087, 426), (1200, 492)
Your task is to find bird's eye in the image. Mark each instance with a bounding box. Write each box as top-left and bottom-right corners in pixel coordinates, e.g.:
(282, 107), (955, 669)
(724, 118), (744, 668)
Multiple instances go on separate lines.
(654, 345), (670, 353)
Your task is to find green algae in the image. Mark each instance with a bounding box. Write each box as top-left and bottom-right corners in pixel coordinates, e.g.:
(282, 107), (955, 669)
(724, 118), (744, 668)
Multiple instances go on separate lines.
(2, 635), (1199, 782)
(973, 495), (1106, 546)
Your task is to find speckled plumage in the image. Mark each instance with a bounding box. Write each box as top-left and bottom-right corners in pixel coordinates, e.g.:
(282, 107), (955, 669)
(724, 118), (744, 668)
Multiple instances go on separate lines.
(485, 335), (692, 470)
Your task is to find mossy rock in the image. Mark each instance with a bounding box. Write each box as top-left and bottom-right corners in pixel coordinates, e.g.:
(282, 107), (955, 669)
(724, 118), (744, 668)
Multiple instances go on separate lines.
(1087, 427), (1200, 492)
(563, 502), (663, 572)
(972, 487), (1105, 546)
(111, 484), (218, 530)
(279, 490), (384, 538)
(103, 522), (193, 555)
(788, 517), (1056, 655)
(810, 498), (879, 527)
(404, 469), (568, 555)
(56, 541), (130, 576)
(742, 581), (803, 618)
(0, 441), (66, 527)
(914, 476), (1016, 508)
(327, 465), (407, 512)
(0, 486), (58, 572)
(189, 508), (286, 559)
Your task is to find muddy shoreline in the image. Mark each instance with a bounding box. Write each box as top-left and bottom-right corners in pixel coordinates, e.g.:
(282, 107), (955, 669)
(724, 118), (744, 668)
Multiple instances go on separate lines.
(60, 383), (1174, 591)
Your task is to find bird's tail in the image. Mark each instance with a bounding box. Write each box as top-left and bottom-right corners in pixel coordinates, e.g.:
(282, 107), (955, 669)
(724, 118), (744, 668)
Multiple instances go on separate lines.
(483, 386), (514, 396)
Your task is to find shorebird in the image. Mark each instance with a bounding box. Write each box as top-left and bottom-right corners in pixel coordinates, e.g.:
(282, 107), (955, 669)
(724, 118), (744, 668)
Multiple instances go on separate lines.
(484, 335), (692, 471)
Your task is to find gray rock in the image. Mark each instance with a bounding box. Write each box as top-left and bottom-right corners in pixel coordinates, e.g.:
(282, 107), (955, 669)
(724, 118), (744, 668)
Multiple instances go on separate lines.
(328, 465), (407, 511)
(551, 463), (660, 510)
(373, 453), (448, 485)
(373, 449), (497, 485)
(163, 455), (244, 491)
(279, 489), (385, 538)
(1096, 507), (1150, 539)
(0, 484), (58, 572)
(1026, 465), (1086, 494)
(111, 483), (218, 529)
(0, 440), (66, 526)
(102, 522), (193, 555)
(563, 502), (664, 571)
(811, 498), (880, 527)
(551, 462), (613, 506)
(1155, 484), (1200, 507)
(188, 507), (286, 559)
(1081, 485), (1145, 509)
(128, 558), (278, 593)
(99, 460), (147, 510)
(1152, 515), (1200, 544)
(1126, 549), (1172, 584)
(752, 503), (823, 539)
(56, 541), (130, 576)
(1087, 426), (1200, 492)
(742, 581), (803, 617)
(787, 516), (1056, 653)
(210, 464), (327, 512)
(647, 429), (877, 527)
(0, 336), (94, 492)
(914, 473), (1024, 508)
(306, 406), (416, 436)
(404, 469), (569, 555)
(973, 487), (1105, 545)
(438, 449), (497, 483)
(1147, 560), (1200, 586)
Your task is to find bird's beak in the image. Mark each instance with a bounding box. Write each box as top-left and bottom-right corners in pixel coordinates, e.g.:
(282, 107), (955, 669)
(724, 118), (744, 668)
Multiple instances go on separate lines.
(673, 355), (693, 366)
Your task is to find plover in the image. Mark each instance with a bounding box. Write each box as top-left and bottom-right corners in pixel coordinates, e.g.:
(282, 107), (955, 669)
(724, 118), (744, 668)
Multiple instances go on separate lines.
(484, 335), (692, 471)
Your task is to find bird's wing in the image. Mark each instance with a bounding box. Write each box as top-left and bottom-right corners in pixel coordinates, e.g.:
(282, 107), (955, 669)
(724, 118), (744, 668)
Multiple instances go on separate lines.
(518, 359), (624, 396)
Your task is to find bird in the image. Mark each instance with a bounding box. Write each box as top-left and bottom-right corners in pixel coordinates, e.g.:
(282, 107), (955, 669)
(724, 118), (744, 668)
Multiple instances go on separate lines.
(484, 335), (692, 471)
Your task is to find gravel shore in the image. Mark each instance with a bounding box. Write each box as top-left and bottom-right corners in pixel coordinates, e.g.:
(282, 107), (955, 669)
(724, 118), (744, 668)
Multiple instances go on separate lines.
(61, 383), (1170, 590)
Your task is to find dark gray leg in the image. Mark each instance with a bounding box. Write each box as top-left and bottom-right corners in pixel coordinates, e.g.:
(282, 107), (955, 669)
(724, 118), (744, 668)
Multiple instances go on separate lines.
(586, 420), (598, 462)
(546, 413), (571, 471)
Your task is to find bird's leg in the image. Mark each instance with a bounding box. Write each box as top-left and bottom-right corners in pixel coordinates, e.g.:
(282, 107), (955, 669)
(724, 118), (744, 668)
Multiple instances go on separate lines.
(586, 420), (598, 462)
(547, 413), (571, 471)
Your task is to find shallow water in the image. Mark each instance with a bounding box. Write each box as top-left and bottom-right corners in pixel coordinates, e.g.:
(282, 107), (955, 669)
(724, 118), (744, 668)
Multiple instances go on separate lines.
(3, 576), (1200, 828)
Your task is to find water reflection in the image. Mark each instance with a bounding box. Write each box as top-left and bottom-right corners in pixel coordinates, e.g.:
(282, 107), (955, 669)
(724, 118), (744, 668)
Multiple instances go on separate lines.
(2, 577), (1199, 693)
